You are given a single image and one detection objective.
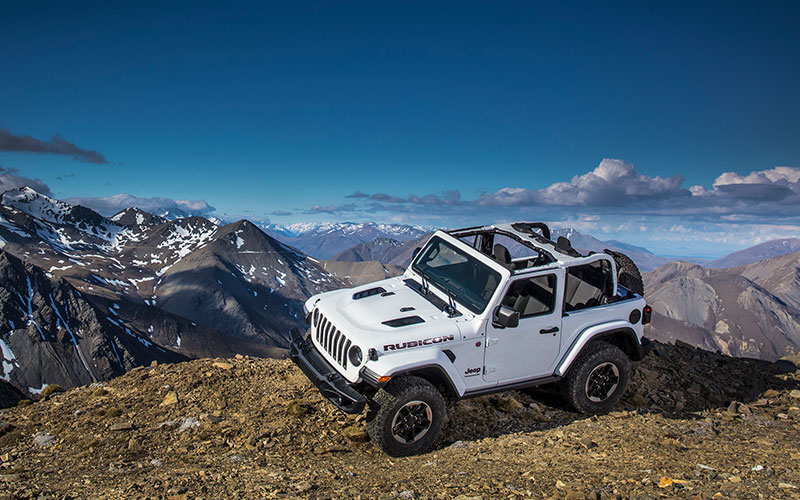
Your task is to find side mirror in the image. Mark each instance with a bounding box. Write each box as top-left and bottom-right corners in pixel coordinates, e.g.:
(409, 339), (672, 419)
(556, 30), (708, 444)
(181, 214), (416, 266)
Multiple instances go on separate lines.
(493, 306), (520, 328)
(412, 247), (421, 259)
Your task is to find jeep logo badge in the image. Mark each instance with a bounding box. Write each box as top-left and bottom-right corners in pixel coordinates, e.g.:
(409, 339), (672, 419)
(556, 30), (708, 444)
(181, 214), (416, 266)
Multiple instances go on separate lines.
(464, 367), (481, 376)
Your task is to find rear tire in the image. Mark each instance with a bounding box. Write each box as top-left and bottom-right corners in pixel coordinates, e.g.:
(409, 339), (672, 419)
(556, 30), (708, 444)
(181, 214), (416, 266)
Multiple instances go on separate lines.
(562, 341), (630, 414)
(605, 250), (644, 296)
(366, 376), (446, 457)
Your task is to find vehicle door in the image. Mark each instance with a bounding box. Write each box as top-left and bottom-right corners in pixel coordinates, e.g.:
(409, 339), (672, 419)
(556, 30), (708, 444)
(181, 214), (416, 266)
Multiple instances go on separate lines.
(483, 268), (564, 383)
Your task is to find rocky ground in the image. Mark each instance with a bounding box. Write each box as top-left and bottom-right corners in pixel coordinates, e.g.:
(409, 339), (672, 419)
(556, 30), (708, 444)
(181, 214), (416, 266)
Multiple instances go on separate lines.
(1, 341), (799, 500)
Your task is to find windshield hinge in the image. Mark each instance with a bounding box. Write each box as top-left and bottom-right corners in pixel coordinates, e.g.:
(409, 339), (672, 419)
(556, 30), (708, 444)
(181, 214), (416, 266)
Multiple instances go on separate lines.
(446, 291), (458, 317)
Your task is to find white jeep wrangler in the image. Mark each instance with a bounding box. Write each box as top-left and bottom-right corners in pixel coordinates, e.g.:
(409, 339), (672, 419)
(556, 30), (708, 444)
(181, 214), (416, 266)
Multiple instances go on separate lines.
(290, 222), (652, 456)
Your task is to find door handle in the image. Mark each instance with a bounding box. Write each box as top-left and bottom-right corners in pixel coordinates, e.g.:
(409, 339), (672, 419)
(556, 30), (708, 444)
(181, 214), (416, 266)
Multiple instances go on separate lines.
(539, 327), (559, 334)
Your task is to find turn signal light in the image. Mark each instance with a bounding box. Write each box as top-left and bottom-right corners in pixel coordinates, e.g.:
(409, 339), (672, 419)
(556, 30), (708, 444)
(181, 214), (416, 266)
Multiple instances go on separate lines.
(377, 376), (391, 383)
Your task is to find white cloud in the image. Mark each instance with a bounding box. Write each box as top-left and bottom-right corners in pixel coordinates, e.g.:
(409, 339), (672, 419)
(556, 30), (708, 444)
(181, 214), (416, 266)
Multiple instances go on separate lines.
(333, 161), (800, 257)
(713, 166), (800, 186)
(475, 161), (800, 219)
(305, 203), (357, 214)
(694, 166), (800, 210)
(65, 193), (215, 216)
(479, 159), (688, 207)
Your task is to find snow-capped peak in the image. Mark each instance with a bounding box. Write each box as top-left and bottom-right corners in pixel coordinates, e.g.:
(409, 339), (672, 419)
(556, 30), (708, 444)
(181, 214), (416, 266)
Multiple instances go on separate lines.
(110, 207), (166, 227)
(1, 187), (73, 225)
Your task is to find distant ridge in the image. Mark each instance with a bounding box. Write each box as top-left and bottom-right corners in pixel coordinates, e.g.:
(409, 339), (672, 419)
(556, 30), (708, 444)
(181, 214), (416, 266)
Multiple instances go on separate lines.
(262, 222), (428, 259)
(644, 252), (800, 361)
(709, 238), (800, 268)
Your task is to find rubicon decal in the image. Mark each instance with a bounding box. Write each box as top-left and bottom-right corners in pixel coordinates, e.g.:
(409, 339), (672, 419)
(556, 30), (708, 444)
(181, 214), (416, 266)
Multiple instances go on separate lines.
(383, 334), (455, 351)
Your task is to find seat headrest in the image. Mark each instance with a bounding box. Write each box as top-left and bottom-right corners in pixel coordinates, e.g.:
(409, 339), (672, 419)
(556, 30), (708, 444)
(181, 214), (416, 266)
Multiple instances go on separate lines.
(556, 236), (581, 257)
(493, 244), (511, 268)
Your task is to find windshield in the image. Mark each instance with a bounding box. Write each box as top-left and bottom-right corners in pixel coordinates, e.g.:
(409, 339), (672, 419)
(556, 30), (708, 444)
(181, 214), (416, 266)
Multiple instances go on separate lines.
(412, 236), (502, 314)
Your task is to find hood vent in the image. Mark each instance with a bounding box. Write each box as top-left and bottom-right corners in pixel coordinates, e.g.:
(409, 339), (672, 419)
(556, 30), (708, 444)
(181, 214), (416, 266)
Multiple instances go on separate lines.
(382, 316), (425, 328)
(353, 286), (387, 300)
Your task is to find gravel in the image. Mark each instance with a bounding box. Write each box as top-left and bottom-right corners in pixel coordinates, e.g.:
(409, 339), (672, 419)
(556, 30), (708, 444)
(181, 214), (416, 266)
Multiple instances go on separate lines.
(0, 344), (798, 499)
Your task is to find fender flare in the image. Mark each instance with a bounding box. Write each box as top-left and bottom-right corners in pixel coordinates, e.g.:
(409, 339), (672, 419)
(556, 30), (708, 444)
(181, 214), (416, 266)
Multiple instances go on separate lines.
(554, 320), (638, 377)
(375, 349), (466, 397)
(394, 363), (463, 399)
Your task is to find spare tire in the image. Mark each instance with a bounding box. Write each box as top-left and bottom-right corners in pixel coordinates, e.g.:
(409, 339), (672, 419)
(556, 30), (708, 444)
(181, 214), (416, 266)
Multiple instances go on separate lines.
(604, 249), (644, 296)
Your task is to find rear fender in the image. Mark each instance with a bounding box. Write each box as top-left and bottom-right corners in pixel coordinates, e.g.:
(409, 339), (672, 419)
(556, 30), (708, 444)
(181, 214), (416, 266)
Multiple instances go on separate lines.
(555, 320), (637, 377)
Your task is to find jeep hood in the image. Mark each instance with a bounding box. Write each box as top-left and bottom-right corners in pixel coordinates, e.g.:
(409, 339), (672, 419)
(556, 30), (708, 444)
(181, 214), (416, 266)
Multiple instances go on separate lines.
(306, 276), (464, 343)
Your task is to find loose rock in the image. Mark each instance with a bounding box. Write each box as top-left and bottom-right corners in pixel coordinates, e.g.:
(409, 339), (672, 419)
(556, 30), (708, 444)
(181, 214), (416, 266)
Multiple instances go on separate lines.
(177, 417), (200, 433)
(32, 432), (56, 448)
(110, 422), (133, 431)
(160, 391), (178, 406)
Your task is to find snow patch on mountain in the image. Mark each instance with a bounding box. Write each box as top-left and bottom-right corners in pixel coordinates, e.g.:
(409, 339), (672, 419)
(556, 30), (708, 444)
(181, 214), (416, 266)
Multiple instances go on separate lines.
(157, 220), (218, 260)
(2, 187), (72, 225)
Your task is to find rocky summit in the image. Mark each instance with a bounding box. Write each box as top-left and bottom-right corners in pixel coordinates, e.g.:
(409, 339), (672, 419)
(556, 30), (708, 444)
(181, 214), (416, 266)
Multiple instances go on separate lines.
(1, 341), (798, 499)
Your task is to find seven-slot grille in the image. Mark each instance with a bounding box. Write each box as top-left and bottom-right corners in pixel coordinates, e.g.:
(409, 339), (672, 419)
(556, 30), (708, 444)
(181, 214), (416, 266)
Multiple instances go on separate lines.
(313, 310), (353, 369)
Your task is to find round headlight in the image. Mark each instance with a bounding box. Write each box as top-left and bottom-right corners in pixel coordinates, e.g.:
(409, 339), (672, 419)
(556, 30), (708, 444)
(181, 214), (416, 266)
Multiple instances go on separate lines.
(313, 309), (319, 326)
(348, 345), (363, 367)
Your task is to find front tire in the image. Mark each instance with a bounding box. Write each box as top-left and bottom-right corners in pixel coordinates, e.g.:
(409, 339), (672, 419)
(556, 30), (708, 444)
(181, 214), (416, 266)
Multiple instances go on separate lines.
(562, 341), (630, 414)
(366, 376), (446, 457)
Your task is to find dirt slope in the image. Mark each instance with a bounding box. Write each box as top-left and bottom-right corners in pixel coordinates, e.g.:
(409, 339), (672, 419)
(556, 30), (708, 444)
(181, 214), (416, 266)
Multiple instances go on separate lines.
(1, 341), (799, 499)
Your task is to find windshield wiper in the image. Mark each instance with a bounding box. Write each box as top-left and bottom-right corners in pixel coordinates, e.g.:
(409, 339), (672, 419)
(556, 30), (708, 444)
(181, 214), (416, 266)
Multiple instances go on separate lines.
(435, 276), (460, 317)
(420, 272), (431, 295)
(403, 277), (462, 318)
(446, 290), (458, 317)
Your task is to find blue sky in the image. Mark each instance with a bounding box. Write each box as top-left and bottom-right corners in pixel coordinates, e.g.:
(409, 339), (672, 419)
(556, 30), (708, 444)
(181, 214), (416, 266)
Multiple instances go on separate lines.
(1, 1), (799, 257)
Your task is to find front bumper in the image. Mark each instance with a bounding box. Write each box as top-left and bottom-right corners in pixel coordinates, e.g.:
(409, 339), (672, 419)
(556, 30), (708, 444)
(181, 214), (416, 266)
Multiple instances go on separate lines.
(288, 328), (366, 414)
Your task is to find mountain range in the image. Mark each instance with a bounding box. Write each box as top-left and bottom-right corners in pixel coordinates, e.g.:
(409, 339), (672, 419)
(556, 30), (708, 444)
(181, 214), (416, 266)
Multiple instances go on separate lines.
(645, 253), (800, 360)
(0, 187), (343, 393)
(1, 185), (799, 395)
(707, 238), (800, 268)
(260, 221), (428, 259)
